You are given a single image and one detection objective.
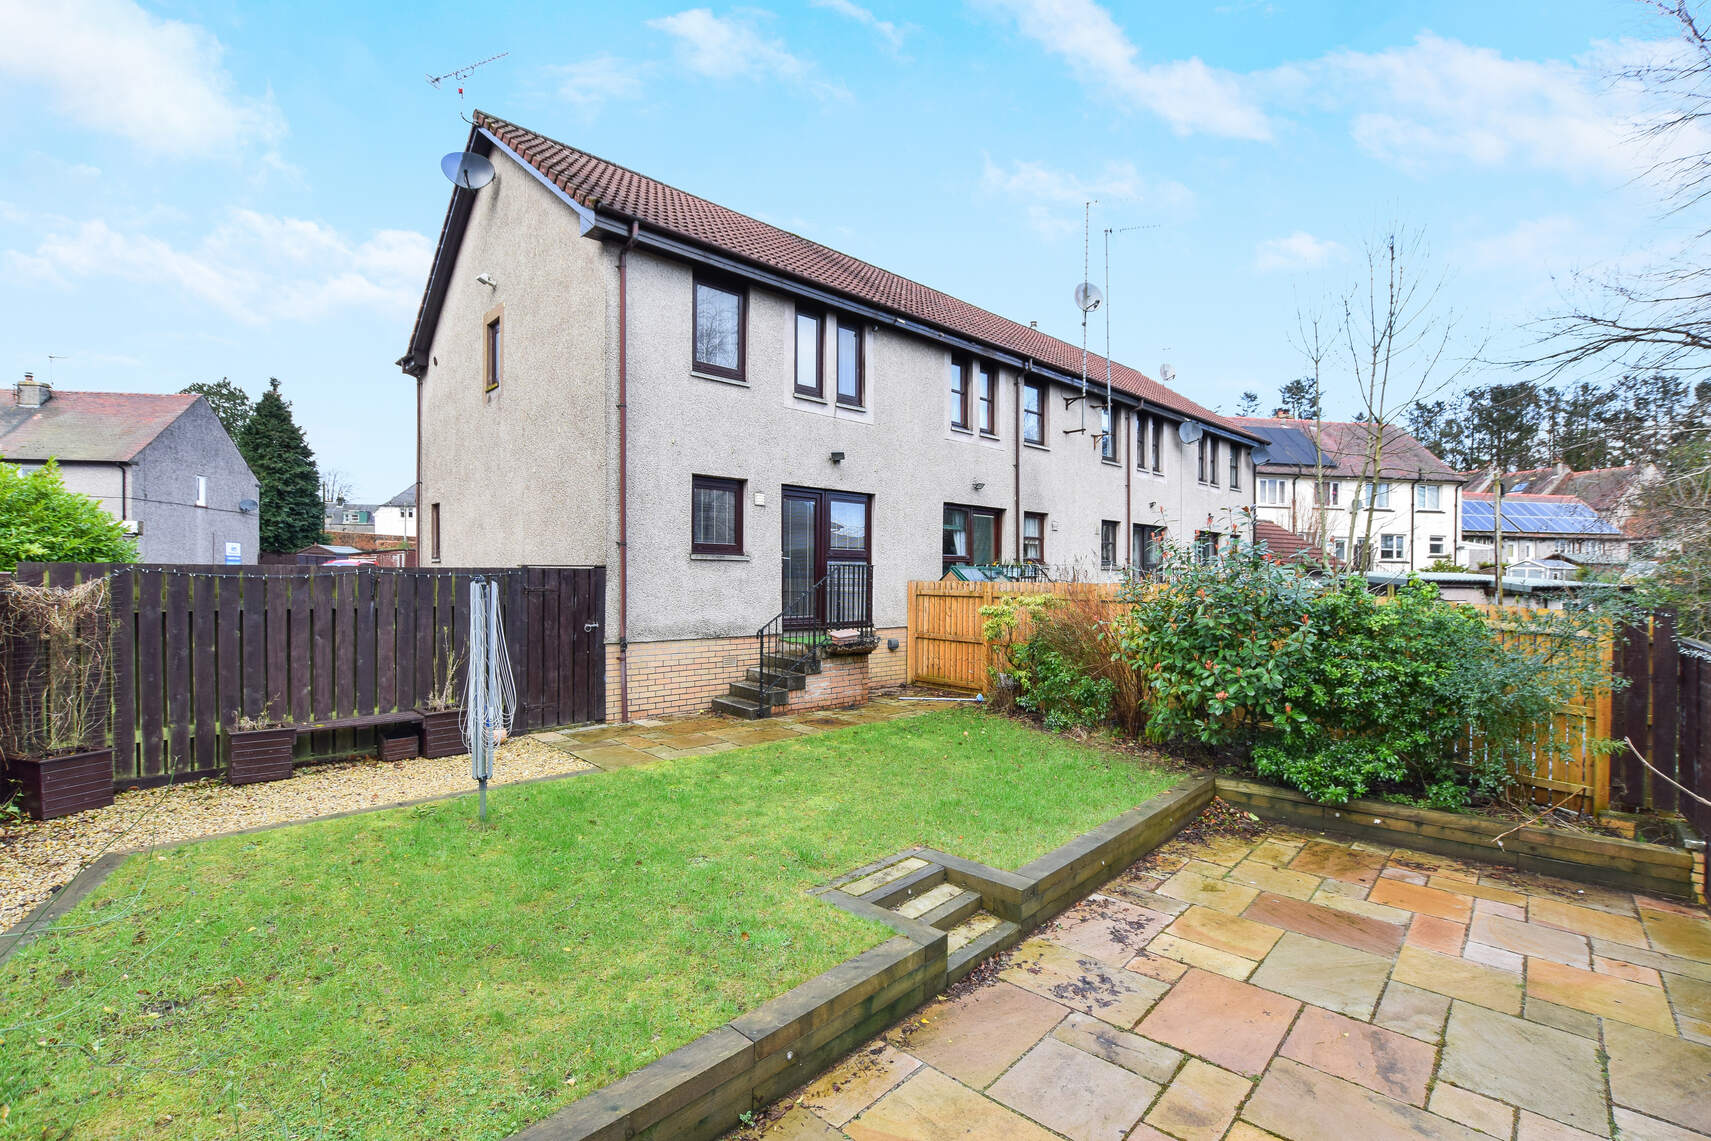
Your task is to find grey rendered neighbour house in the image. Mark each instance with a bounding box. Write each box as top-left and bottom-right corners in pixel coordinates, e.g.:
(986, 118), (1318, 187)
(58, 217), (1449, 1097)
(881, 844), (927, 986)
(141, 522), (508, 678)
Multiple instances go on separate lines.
(400, 112), (1260, 722)
(1, 376), (260, 564)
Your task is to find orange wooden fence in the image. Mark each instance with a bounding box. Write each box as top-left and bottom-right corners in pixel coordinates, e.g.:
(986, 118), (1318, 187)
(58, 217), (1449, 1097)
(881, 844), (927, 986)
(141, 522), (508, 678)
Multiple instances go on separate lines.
(906, 582), (1622, 815)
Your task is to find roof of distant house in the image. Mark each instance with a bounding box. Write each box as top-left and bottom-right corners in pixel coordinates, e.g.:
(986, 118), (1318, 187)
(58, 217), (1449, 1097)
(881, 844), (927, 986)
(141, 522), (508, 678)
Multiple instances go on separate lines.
(1232, 417), (1462, 480)
(0, 389), (201, 462)
(383, 485), (416, 508)
(1463, 461), (1661, 538)
(1462, 493), (1625, 537)
(404, 112), (1258, 441)
(1253, 520), (1341, 567)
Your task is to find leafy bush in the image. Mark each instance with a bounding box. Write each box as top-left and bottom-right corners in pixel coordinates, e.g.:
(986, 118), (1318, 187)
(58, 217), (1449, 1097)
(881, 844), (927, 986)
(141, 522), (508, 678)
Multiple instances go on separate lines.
(0, 459), (136, 571)
(1112, 545), (1617, 806)
(1010, 639), (1115, 732)
(980, 592), (1135, 732)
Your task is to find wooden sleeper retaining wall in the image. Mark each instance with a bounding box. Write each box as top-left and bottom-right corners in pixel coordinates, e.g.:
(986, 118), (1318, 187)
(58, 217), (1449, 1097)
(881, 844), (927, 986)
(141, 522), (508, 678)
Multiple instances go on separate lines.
(510, 773), (1214, 1140)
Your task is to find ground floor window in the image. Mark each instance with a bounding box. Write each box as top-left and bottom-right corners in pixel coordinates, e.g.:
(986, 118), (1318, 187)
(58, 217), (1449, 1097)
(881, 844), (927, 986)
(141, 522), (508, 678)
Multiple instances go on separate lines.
(1133, 524), (1165, 571)
(1194, 530), (1221, 564)
(942, 504), (1001, 575)
(1022, 512), (1045, 563)
(691, 475), (744, 555)
(1428, 535), (1447, 558)
(1100, 520), (1118, 569)
(1380, 533), (1406, 561)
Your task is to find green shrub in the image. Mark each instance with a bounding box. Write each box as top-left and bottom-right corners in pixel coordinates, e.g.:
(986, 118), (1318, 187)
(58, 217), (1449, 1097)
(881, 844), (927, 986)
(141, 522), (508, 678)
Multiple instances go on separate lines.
(1010, 638), (1116, 732)
(1113, 545), (1618, 806)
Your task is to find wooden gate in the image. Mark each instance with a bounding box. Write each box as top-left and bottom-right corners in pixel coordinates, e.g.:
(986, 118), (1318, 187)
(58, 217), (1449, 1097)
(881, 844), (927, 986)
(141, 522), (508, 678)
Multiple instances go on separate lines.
(2, 563), (605, 787)
(1614, 613), (1711, 838)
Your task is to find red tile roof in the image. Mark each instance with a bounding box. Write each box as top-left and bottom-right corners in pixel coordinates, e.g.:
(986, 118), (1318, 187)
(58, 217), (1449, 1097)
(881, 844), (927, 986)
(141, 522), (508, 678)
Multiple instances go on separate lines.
(0, 391), (200, 462)
(465, 112), (1251, 438)
(1253, 520), (1340, 566)
(1232, 416), (1462, 479)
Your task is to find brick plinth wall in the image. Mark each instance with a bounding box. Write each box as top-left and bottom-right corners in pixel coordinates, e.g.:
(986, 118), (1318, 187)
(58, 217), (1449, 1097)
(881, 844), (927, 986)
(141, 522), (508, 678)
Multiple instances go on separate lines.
(604, 628), (907, 721)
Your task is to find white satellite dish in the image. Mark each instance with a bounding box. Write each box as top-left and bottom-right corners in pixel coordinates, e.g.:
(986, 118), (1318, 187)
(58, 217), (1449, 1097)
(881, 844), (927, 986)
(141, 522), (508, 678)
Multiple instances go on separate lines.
(1160, 363), (1176, 385)
(1178, 420), (1204, 444)
(1250, 445), (1272, 466)
(441, 151), (495, 190)
(1074, 282), (1103, 313)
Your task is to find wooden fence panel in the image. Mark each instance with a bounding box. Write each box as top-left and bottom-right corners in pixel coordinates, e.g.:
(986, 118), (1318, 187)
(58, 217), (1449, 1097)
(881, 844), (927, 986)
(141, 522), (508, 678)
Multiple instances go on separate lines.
(3, 563), (606, 791)
(906, 580), (1128, 691)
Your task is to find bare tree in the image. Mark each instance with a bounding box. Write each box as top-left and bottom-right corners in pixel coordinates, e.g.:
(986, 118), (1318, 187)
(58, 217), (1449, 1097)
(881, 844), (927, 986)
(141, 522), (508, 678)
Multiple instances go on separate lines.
(318, 467), (353, 509)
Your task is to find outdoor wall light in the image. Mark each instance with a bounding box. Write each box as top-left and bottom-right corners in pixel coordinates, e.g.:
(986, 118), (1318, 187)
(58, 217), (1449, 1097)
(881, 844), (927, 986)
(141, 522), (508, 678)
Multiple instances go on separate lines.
(829, 451), (845, 464)
(972, 481), (985, 491)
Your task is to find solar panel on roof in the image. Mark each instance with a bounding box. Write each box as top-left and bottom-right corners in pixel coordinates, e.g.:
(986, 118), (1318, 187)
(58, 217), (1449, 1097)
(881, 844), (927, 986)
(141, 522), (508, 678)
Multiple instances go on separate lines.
(1250, 425), (1331, 468)
(1461, 497), (1623, 536)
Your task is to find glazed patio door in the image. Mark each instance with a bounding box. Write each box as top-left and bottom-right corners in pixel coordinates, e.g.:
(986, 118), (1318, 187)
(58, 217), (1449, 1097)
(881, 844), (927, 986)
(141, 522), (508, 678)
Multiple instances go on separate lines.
(781, 487), (871, 627)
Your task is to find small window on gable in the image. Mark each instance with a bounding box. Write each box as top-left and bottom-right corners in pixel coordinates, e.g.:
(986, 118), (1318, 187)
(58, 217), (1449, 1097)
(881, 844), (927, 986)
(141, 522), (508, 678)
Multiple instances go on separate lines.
(691, 475), (744, 555)
(484, 307), (503, 393)
(795, 309), (822, 397)
(430, 503), (442, 562)
(836, 319), (863, 406)
(693, 277), (745, 379)
(195, 475), (207, 508)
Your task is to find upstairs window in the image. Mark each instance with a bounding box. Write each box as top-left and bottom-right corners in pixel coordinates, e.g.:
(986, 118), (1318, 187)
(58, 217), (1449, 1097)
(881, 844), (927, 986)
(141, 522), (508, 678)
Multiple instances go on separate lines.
(795, 309), (822, 397)
(691, 475), (744, 555)
(1023, 380), (1046, 445)
(1151, 417), (1163, 474)
(949, 356), (971, 430)
(693, 277), (745, 379)
(195, 475), (207, 508)
(1135, 414), (1148, 470)
(1199, 437), (1221, 486)
(1229, 445), (1241, 490)
(1315, 481), (1341, 505)
(977, 363), (998, 435)
(1257, 478), (1288, 506)
(836, 319), (863, 406)
(1358, 482), (1392, 510)
(1415, 484), (1442, 510)
(1100, 406), (1115, 462)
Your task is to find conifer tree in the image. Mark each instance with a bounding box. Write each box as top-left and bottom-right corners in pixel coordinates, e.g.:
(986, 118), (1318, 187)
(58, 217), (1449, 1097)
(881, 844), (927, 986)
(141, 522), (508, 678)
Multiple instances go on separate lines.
(237, 378), (322, 553)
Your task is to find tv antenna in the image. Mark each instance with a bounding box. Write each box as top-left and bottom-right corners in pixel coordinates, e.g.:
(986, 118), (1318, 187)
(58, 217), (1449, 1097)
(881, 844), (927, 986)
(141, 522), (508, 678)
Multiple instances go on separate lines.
(427, 52), (509, 91)
(1095, 223), (1162, 452)
(46, 354), (67, 384)
(1066, 201), (1101, 436)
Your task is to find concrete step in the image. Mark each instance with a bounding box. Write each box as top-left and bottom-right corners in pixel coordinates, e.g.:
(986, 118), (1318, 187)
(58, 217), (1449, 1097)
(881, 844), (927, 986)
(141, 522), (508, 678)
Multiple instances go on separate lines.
(911, 886), (986, 931)
(712, 695), (768, 720)
(763, 652), (821, 675)
(728, 680), (790, 708)
(745, 667), (806, 692)
(946, 914), (1021, 984)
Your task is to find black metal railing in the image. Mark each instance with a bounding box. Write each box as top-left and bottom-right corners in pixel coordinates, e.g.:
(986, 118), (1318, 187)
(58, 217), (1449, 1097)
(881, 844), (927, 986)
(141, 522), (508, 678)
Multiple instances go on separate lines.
(757, 563), (874, 706)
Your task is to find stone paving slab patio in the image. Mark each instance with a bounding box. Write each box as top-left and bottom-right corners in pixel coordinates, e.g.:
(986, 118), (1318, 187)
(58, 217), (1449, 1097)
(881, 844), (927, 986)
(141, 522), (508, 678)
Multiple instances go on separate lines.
(735, 823), (1711, 1141)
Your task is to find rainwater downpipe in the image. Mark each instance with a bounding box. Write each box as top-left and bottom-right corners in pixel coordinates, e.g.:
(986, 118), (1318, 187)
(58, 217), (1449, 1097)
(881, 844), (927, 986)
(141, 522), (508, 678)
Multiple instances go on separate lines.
(618, 218), (639, 722)
(1014, 361), (1031, 558)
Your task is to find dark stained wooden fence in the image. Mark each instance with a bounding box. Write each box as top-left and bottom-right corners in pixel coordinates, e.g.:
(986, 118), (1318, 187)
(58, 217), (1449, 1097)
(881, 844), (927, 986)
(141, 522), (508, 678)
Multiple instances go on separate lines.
(4, 563), (604, 787)
(1613, 613), (1711, 840)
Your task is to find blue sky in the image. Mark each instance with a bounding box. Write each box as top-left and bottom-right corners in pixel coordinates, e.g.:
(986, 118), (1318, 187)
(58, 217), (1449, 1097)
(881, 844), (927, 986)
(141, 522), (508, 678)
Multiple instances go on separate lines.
(0, 0), (1694, 500)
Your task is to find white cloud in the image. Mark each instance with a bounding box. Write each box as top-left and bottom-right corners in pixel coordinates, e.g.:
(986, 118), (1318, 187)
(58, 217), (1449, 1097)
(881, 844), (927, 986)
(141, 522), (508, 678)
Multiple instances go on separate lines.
(976, 0), (1271, 140)
(981, 156), (1194, 236)
(549, 54), (649, 113)
(1254, 231), (1345, 272)
(811, 0), (907, 53)
(647, 8), (848, 99)
(0, 0), (284, 156)
(7, 212), (432, 324)
(1276, 33), (1698, 178)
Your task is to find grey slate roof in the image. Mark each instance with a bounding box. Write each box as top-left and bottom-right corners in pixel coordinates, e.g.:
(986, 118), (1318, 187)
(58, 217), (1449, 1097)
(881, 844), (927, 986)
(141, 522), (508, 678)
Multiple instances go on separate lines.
(383, 486), (416, 507)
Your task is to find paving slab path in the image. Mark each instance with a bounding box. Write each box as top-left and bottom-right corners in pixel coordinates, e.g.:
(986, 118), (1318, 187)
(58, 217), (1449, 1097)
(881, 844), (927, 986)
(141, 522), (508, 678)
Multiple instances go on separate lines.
(735, 825), (1711, 1141)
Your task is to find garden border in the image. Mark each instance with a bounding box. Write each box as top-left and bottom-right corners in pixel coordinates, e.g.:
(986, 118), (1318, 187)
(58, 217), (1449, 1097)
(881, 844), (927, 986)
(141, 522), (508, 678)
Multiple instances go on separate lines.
(509, 772), (1215, 1141)
(1215, 776), (1705, 902)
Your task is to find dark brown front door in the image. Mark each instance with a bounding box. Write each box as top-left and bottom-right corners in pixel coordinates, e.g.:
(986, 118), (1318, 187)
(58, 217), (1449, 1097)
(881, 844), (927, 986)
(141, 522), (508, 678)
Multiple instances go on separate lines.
(781, 487), (871, 626)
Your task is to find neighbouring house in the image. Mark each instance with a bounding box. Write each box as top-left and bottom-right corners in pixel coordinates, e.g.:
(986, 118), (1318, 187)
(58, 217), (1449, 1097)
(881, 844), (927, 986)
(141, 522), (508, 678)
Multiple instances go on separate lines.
(1233, 414), (1464, 572)
(400, 112), (1261, 721)
(1462, 462), (1664, 557)
(323, 501), (377, 533)
(1459, 492), (1630, 570)
(374, 486), (417, 538)
(289, 541), (410, 567)
(0, 375), (259, 564)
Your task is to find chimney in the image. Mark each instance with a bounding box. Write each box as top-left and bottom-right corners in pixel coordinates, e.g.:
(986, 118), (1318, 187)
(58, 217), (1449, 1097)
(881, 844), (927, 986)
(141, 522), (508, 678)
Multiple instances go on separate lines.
(1273, 407), (1291, 418)
(15, 372), (50, 408)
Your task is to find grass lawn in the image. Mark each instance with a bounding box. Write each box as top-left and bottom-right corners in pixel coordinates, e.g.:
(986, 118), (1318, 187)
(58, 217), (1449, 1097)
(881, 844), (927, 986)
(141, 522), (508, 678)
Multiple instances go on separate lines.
(0, 708), (1179, 1139)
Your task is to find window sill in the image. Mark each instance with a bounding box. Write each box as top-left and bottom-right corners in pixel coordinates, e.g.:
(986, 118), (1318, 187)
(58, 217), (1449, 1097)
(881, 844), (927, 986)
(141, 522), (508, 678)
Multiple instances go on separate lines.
(950, 425), (974, 436)
(690, 552), (750, 562)
(836, 399), (866, 412)
(979, 431), (1000, 441)
(1023, 440), (1050, 452)
(692, 370), (749, 387)
(794, 390), (828, 404)
(1415, 508), (1446, 514)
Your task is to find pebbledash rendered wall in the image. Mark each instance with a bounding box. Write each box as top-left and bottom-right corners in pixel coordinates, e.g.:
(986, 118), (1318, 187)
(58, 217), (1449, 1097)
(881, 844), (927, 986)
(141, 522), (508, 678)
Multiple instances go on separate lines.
(419, 145), (1255, 721)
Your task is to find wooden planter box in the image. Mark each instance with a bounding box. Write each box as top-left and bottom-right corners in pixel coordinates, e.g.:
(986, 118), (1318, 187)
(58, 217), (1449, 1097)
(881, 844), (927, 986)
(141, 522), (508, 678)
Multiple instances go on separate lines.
(378, 728), (420, 763)
(226, 727), (297, 786)
(416, 709), (463, 758)
(8, 748), (114, 820)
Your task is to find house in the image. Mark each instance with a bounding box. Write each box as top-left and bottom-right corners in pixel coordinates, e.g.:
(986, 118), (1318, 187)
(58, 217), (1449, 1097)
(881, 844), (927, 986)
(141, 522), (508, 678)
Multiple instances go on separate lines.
(374, 486), (417, 538)
(1233, 415), (1464, 572)
(400, 112), (1261, 721)
(0, 375), (259, 564)
(323, 502), (377, 533)
(1462, 462), (1663, 557)
(1459, 493), (1630, 570)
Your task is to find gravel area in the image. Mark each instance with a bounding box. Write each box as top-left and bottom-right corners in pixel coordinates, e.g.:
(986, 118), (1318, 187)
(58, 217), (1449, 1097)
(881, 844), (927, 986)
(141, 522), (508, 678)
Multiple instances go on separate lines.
(0, 735), (594, 933)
